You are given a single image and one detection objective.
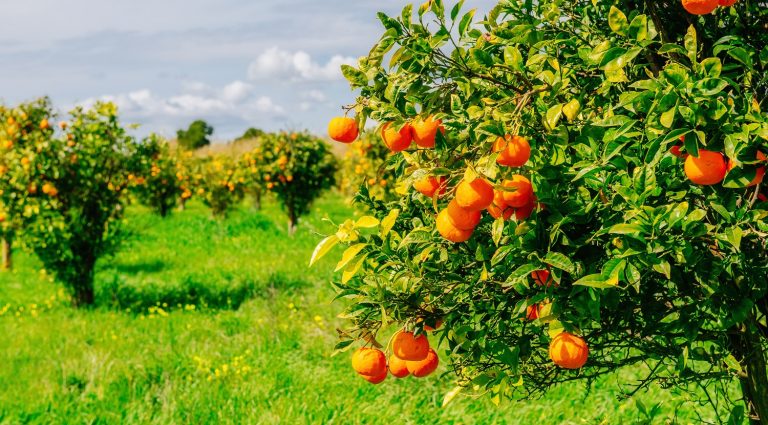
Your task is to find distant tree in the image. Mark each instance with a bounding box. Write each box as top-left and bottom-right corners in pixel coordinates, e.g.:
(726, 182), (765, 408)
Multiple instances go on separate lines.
(236, 127), (265, 141)
(177, 120), (213, 150)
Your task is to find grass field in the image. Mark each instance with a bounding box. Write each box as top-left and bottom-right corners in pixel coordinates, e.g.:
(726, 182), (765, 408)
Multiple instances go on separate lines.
(0, 194), (730, 424)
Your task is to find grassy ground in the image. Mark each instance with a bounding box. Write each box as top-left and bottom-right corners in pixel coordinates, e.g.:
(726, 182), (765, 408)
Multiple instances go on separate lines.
(0, 194), (731, 424)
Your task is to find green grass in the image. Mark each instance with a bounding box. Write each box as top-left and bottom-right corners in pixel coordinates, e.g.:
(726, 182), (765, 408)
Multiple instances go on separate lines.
(0, 194), (730, 424)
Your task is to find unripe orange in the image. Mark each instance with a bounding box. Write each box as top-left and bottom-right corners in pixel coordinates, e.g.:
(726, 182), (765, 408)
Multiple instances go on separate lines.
(446, 199), (481, 230)
(413, 176), (446, 198)
(493, 135), (531, 167)
(549, 332), (589, 369)
(388, 355), (410, 378)
(351, 347), (387, 377)
(406, 348), (439, 377)
(684, 150), (727, 185)
(501, 175), (533, 208)
(381, 122), (412, 152)
(455, 178), (494, 211)
(681, 0), (719, 14)
(411, 116), (444, 148)
(392, 331), (430, 361)
(328, 117), (358, 143)
(436, 209), (473, 243)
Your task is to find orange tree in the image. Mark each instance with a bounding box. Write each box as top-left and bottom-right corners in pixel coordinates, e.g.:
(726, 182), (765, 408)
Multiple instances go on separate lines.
(131, 135), (185, 217)
(260, 131), (337, 233)
(338, 131), (398, 201)
(21, 102), (140, 306)
(192, 155), (245, 217)
(314, 0), (768, 421)
(0, 98), (56, 270)
(240, 145), (268, 210)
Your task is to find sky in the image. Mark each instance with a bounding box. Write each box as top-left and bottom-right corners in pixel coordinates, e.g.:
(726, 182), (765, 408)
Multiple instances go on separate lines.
(0, 0), (497, 141)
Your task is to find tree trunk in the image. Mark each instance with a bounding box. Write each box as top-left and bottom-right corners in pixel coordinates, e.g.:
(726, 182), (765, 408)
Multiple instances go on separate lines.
(287, 205), (297, 235)
(730, 320), (768, 424)
(2, 236), (11, 271)
(70, 258), (96, 308)
(178, 198), (187, 211)
(252, 190), (262, 211)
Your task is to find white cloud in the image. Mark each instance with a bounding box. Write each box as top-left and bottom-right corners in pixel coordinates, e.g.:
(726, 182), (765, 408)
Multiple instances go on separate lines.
(303, 89), (327, 102)
(247, 47), (355, 82)
(221, 80), (253, 102)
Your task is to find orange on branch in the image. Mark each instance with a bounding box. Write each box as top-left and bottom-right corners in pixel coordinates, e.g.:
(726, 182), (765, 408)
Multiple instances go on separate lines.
(493, 135), (531, 167)
(684, 150), (727, 185)
(436, 209), (473, 243)
(413, 176), (446, 198)
(455, 178), (494, 211)
(681, 0), (719, 14)
(381, 122), (413, 152)
(328, 117), (359, 144)
(718, 0), (738, 5)
(501, 175), (534, 208)
(351, 347), (387, 377)
(406, 348), (439, 378)
(392, 331), (430, 361)
(411, 116), (444, 148)
(549, 332), (589, 369)
(362, 370), (388, 384)
(446, 199), (481, 230)
(727, 151), (765, 187)
(526, 304), (539, 320)
(487, 190), (514, 220)
(388, 355), (410, 378)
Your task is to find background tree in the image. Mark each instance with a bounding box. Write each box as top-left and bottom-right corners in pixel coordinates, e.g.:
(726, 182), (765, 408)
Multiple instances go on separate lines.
(316, 1), (768, 422)
(236, 127), (265, 141)
(261, 132), (337, 233)
(177, 119), (213, 150)
(192, 155), (245, 218)
(131, 135), (184, 217)
(338, 131), (398, 201)
(0, 98), (55, 270)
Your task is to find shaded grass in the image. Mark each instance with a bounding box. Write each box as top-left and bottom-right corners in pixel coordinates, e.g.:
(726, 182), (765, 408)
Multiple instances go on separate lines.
(0, 193), (736, 424)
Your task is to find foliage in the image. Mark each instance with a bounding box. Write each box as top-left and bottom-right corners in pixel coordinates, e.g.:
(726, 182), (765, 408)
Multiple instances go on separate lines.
(318, 0), (768, 418)
(191, 155), (245, 217)
(177, 119), (214, 150)
(131, 135), (187, 217)
(236, 127), (266, 141)
(338, 131), (398, 201)
(259, 132), (338, 232)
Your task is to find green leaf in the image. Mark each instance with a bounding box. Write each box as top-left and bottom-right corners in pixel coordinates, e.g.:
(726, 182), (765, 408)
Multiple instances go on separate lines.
(544, 252), (575, 274)
(355, 216), (380, 228)
(609, 224), (644, 235)
(660, 106), (676, 129)
(459, 9), (476, 37)
(608, 6), (628, 36)
(342, 254), (367, 284)
(442, 386), (464, 407)
(628, 15), (648, 41)
(724, 226), (743, 250)
(310, 235), (340, 267)
(503, 46), (523, 71)
(380, 209), (400, 237)
(335, 243), (367, 272)
(472, 49), (494, 67)
(341, 65), (367, 87)
(492, 217), (504, 246)
(573, 273), (616, 289)
(562, 99), (580, 122)
(652, 260), (671, 279)
(684, 25), (697, 63)
(544, 104), (563, 131)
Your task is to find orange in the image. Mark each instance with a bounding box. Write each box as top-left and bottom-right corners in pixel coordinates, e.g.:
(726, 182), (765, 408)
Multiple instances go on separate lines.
(423, 319), (443, 332)
(381, 122), (413, 152)
(352, 347), (387, 377)
(718, 0), (737, 5)
(413, 176), (446, 198)
(531, 269), (555, 287)
(455, 178), (494, 211)
(493, 135), (531, 167)
(436, 210), (473, 243)
(514, 196), (537, 221)
(362, 370), (388, 384)
(487, 190), (514, 220)
(328, 117), (358, 143)
(446, 199), (481, 230)
(406, 348), (439, 377)
(549, 332), (589, 369)
(670, 145), (687, 158)
(501, 175), (534, 208)
(42, 183), (58, 197)
(684, 150), (727, 185)
(727, 151), (765, 187)
(388, 355), (410, 378)
(681, 0), (719, 14)
(411, 116), (444, 148)
(39, 119), (50, 130)
(526, 304), (539, 320)
(392, 331), (430, 361)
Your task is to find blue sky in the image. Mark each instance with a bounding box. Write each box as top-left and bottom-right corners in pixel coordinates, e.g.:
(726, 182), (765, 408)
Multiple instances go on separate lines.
(0, 1), (496, 140)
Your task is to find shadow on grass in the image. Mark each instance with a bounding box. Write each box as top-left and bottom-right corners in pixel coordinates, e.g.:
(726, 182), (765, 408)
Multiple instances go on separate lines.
(96, 271), (311, 312)
(109, 260), (166, 275)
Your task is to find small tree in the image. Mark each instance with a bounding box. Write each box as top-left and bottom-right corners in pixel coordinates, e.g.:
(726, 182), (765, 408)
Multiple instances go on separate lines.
(23, 102), (139, 306)
(261, 132), (337, 233)
(177, 119), (213, 150)
(131, 135), (184, 217)
(236, 127), (265, 141)
(192, 155), (245, 217)
(240, 147), (268, 210)
(315, 1), (768, 421)
(0, 98), (55, 270)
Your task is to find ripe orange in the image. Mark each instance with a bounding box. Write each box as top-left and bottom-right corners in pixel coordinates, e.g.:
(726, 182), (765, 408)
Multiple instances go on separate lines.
(446, 199), (481, 230)
(328, 117), (359, 144)
(670, 145), (687, 158)
(727, 151), (765, 187)
(493, 135), (531, 167)
(436, 209), (473, 243)
(406, 348), (439, 377)
(526, 304), (539, 320)
(351, 347), (387, 377)
(42, 183), (58, 197)
(514, 197), (537, 221)
(388, 354), (410, 378)
(718, 0), (737, 5)
(684, 150), (727, 185)
(549, 332), (589, 369)
(392, 331), (430, 361)
(413, 176), (446, 198)
(411, 116), (444, 148)
(501, 175), (534, 208)
(487, 190), (514, 220)
(682, 0), (719, 14)
(362, 370), (388, 384)
(423, 319), (443, 332)
(39, 119), (50, 130)
(531, 269), (554, 287)
(455, 178), (494, 211)
(381, 122), (413, 152)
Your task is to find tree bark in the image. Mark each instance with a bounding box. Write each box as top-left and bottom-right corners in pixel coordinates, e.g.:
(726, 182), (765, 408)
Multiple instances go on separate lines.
(1, 236), (11, 271)
(287, 204), (297, 235)
(252, 190), (262, 211)
(730, 320), (768, 424)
